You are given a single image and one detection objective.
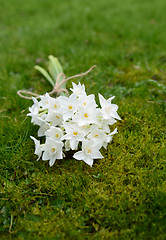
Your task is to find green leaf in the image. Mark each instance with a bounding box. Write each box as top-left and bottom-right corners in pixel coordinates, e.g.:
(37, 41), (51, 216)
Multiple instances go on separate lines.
(35, 56), (67, 96)
(48, 55), (65, 89)
(48, 55), (63, 76)
(34, 65), (54, 87)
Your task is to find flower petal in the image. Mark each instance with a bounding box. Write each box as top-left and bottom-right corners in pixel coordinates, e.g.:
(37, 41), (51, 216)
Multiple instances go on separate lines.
(84, 157), (93, 167)
(73, 151), (85, 160)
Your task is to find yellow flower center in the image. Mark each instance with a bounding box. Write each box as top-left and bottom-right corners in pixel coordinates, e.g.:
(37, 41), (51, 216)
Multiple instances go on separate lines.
(73, 131), (78, 136)
(54, 104), (57, 108)
(95, 134), (99, 137)
(56, 115), (60, 119)
(51, 147), (56, 152)
(55, 134), (59, 138)
(68, 105), (73, 110)
(84, 113), (88, 118)
(84, 102), (86, 106)
(87, 149), (91, 154)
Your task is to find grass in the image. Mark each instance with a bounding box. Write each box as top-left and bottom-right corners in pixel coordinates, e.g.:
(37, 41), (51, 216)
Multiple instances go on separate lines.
(0, 0), (166, 239)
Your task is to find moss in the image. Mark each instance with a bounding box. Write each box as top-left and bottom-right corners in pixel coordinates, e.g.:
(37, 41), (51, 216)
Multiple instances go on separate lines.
(0, 0), (166, 239)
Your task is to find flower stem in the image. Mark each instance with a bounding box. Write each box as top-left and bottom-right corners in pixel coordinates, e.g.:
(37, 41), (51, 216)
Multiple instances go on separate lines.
(38, 109), (48, 117)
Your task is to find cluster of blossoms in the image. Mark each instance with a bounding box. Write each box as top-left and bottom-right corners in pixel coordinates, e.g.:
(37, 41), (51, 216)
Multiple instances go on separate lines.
(28, 82), (121, 167)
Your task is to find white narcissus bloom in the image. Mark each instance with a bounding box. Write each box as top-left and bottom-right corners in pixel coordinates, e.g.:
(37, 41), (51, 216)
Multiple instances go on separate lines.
(73, 140), (104, 167)
(77, 92), (97, 109)
(70, 82), (86, 97)
(38, 122), (50, 137)
(30, 136), (43, 160)
(62, 122), (85, 150)
(72, 106), (99, 126)
(58, 93), (78, 121)
(47, 97), (61, 111)
(39, 93), (62, 112)
(41, 137), (63, 166)
(79, 124), (91, 136)
(101, 119), (116, 133)
(45, 126), (63, 141)
(103, 128), (118, 149)
(96, 109), (117, 132)
(99, 93), (121, 121)
(46, 110), (63, 126)
(27, 97), (44, 126)
(28, 81), (121, 167)
(39, 93), (52, 109)
(87, 125), (107, 148)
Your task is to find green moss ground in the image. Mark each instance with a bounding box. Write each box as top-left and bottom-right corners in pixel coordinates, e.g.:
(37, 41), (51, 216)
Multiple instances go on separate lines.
(0, 0), (166, 239)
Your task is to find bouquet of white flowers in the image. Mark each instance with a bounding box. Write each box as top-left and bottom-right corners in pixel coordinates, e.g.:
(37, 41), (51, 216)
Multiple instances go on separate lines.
(18, 56), (121, 167)
(27, 81), (121, 167)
